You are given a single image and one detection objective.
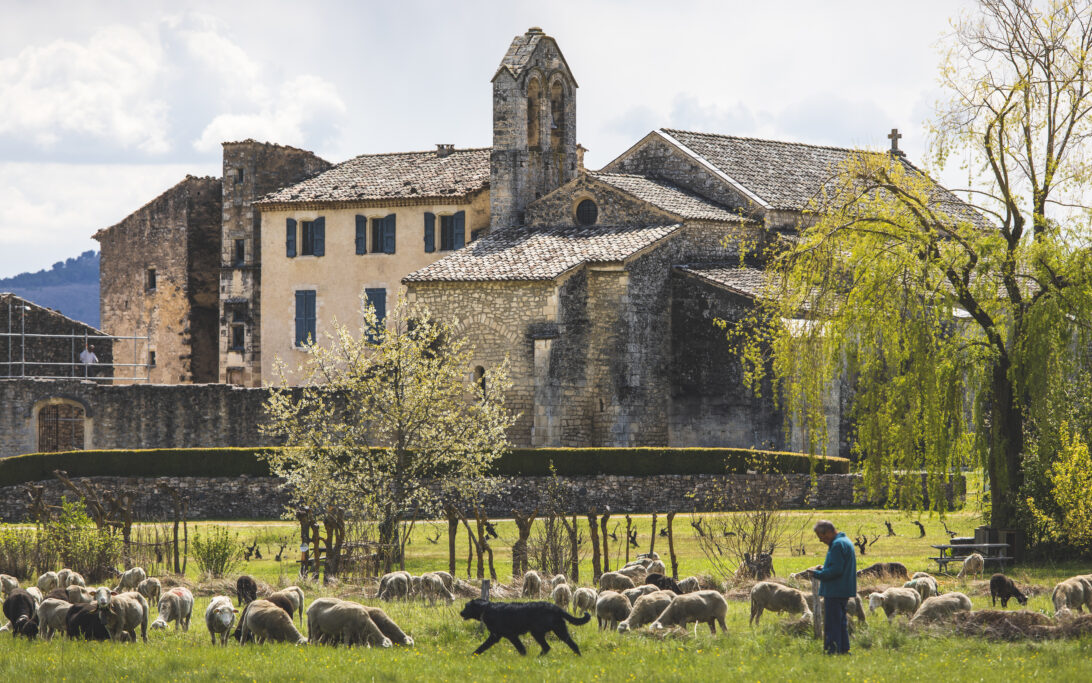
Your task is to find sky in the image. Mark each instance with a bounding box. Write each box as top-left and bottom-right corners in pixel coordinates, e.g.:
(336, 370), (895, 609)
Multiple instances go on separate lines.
(0, 0), (976, 278)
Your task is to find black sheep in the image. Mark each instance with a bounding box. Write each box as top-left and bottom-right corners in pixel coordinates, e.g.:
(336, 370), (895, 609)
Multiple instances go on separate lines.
(66, 603), (110, 641)
(236, 575), (258, 606)
(644, 572), (682, 595)
(989, 573), (1028, 608)
(856, 562), (909, 581)
(3, 589), (39, 638)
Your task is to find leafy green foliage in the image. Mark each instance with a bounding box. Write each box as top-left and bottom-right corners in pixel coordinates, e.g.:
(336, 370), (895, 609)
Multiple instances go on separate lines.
(42, 499), (123, 582)
(190, 527), (242, 578)
(1025, 424), (1092, 551)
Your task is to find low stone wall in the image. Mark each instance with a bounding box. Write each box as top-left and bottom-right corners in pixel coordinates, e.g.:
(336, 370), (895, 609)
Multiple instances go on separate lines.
(0, 473), (964, 522)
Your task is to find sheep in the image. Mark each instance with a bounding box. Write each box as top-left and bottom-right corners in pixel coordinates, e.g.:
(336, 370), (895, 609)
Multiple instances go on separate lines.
(748, 581), (811, 626)
(646, 560), (667, 575)
(100, 591), (148, 643)
(551, 574), (568, 588)
(151, 587), (193, 631)
(37, 571), (59, 594)
(903, 577), (938, 601)
(409, 575), (423, 596)
(789, 568), (819, 582)
(909, 592), (973, 626)
(93, 586), (112, 609)
(205, 595), (238, 645)
(26, 586), (44, 605)
(956, 553), (984, 580)
(912, 571), (936, 581)
(676, 576), (699, 594)
(596, 590), (631, 630)
(551, 583), (573, 610)
(650, 590), (729, 635)
(137, 578), (162, 610)
(616, 564), (646, 583)
(857, 562), (909, 581)
(36, 598), (71, 640)
(239, 599), (307, 645)
(573, 587), (597, 615)
(366, 605), (414, 646)
(432, 571), (456, 594)
(2, 588), (38, 638)
(0, 574), (18, 596)
(56, 569), (85, 588)
(521, 570), (543, 598)
(867, 587), (922, 622)
(638, 552), (661, 562)
(989, 574), (1027, 608)
(65, 603), (109, 641)
(114, 567), (147, 592)
(269, 586), (305, 626)
(236, 575), (258, 606)
(305, 598), (390, 648)
(599, 571), (636, 592)
(645, 572), (682, 594)
(65, 585), (93, 604)
(46, 588), (69, 602)
(623, 584), (659, 605)
(419, 573), (454, 605)
(378, 571), (411, 601)
(1052, 577), (1092, 615)
(617, 590), (675, 632)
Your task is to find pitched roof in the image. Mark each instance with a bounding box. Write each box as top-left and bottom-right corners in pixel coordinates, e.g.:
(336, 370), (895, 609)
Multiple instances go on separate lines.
(677, 265), (769, 299)
(255, 148), (490, 206)
(589, 173), (752, 223)
(492, 28), (577, 85)
(404, 224), (683, 283)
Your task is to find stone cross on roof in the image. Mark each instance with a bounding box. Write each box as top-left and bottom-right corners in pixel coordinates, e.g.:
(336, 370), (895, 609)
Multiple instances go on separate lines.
(888, 128), (903, 155)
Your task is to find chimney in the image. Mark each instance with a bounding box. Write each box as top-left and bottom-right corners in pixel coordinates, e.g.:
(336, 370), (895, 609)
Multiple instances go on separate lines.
(576, 144), (587, 172)
(436, 144), (454, 158)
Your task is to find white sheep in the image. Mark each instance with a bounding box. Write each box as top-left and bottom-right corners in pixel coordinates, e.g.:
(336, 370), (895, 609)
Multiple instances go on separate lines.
(551, 574), (568, 588)
(101, 591), (149, 643)
(1052, 577), (1092, 615)
(909, 592), (973, 626)
(37, 571), (59, 594)
(638, 552), (661, 561)
(572, 587), (598, 615)
(749, 581), (811, 626)
(868, 587), (922, 622)
(623, 584), (658, 605)
(151, 587), (194, 631)
(270, 586), (306, 626)
(419, 573), (454, 605)
(957, 553), (984, 580)
(617, 590), (675, 632)
(65, 585), (93, 604)
(521, 571), (543, 598)
(115, 567), (147, 592)
(599, 571), (636, 592)
(646, 560), (667, 575)
(912, 571), (936, 581)
(26, 586), (44, 605)
(903, 577), (938, 601)
(205, 595), (238, 645)
(595, 590), (631, 630)
(366, 605), (414, 646)
(378, 571), (411, 601)
(305, 598), (390, 647)
(0, 574), (18, 596)
(676, 576), (699, 594)
(650, 590), (729, 635)
(240, 599), (307, 645)
(137, 577), (162, 609)
(616, 565), (646, 583)
(551, 583), (572, 610)
(36, 598), (71, 640)
(56, 569), (86, 588)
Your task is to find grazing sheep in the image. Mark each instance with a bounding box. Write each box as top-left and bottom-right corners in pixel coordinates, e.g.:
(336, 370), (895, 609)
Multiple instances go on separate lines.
(151, 587), (194, 631)
(57, 569), (85, 588)
(239, 599), (307, 645)
(409, 575), (423, 596)
(616, 564), (646, 583)
(638, 552), (661, 562)
(623, 585), (659, 605)
(551, 574), (568, 588)
(552, 583), (572, 610)
(2, 589), (38, 638)
(378, 571), (411, 601)
(36, 598), (71, 640)
(789, 568), (819, 582)
(432, 571), (456, 594)
(903, 577), (939, 601)
(989, 574), (1027, 608)
(676, 576), (699, 594)
(37, 571), (59, 594)
(521, 571), (543, 598)
(65, 603), (109, 641)
(573, 587), (597, 615)
(419, 573), (455, 605)
(617, 590), (675, 632)
(957, 553), (985, 580)
(912, 571), (936, 581)
(137, 578), (162, 611)
(306, 598), (390, 648)
(1, 574), (18, 596)
(270, 586), (305, 626)
(646, 560), (667, 575)
(599, 571), (636, 592)
(650, 590), (729, 635)
(100, 591), (148, 643)
(366, 605), (413, 646)
(857, 562), (909, 581)
(749, 581), (811, 626)
(595, 591), (631, 630)
(1052, 577), (1092, 615)
(26, 586), (44, 605)
(63, 585), (92, 604)
(804, 594), (867, 628)
(867, 587), (922, 622)
(205, 595), (238, 645)
(909, 592), (973, 626)
(114, 567), (147, 593)
(645, 572), (682, 594)
(236, 575), (258, 606)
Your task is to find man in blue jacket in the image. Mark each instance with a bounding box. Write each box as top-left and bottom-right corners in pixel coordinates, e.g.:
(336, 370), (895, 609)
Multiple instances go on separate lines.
(811, 519), (856, 654)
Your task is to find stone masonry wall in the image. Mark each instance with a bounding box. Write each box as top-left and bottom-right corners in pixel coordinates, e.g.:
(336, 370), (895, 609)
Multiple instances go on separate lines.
(0, 473), (964, 522)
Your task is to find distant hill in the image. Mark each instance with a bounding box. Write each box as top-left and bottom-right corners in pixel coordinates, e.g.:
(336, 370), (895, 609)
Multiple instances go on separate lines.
(0, 251), (100, 328)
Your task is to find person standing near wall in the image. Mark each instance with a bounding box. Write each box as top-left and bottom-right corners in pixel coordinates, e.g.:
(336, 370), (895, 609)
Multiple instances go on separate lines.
(811, 519), (856, 655)
(79, 343), (98, 377)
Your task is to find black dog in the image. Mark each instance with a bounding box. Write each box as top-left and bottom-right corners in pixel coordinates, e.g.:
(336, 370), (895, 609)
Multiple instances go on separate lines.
(645, 572), (682, 594)
(460, 599), (590, 656)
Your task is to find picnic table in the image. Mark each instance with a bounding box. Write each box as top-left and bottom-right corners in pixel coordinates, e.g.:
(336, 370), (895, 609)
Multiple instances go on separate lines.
(929, 542), (1012, 573)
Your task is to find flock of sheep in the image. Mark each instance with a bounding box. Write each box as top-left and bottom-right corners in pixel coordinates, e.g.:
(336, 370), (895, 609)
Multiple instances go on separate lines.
(4, 548), (1092, 651)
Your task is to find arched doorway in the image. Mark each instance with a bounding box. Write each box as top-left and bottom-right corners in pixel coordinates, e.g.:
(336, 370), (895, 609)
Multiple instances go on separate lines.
(37, 402), (86, 452)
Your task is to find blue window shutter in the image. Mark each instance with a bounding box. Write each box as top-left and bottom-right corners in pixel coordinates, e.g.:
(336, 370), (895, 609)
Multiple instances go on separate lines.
(295, 290), (305, 345)
(424, 212), (436, 253)
(366, 288), (386, 323)
(383, 214), (396, 254)
(313, 217), (325, 256)
(355, 215), (367, 254)
(453, 211), (465, 250)
(286, 218), (297, 257)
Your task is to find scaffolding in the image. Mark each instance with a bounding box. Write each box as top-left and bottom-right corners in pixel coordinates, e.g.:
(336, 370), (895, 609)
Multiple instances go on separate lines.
(1, 300), (151, 382)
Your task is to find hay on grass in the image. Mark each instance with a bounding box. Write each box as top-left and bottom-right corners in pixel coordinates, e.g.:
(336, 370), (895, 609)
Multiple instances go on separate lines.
(950, 610), (1051, 641)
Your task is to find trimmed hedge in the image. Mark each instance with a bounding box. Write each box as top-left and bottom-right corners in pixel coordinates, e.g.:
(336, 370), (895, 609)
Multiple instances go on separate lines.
(0, 446), (848, 487)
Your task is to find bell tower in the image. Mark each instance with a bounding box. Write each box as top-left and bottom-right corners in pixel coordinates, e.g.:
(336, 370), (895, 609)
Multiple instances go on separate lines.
(490, 27), (578, 230)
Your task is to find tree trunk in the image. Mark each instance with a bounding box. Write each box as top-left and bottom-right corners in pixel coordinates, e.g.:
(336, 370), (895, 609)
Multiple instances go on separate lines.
(649, 512), (658, 555)
(565, 514), (579, 582)
(587, 512), (601, 582)
(446, 508), (459, 577)
(512, 510), (537, 578)
(624, 516), (632, 564)
(600, 513), (611, 573)
(666, 512), (678, 579)
(172, 517), (180, 575)
(988, 358), (1024, 528)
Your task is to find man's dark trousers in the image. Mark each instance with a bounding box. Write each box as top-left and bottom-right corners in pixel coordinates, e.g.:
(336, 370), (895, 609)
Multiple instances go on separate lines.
(824, 596), (849, 654)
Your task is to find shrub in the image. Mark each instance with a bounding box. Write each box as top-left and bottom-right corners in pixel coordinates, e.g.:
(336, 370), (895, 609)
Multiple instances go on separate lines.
(191, 527), (242, 578)
(42, 499), (123, 582)
(0, 527), (50, 581)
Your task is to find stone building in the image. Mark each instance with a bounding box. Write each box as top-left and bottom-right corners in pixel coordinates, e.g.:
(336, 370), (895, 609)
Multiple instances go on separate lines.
(95, 176), (221, 384)
(0, 293), (113, 381)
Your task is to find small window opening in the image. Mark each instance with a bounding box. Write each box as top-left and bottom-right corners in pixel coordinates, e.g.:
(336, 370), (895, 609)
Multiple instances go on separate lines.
(301, 221), (315, 256)
(146, 268), (157, 291)
(473, 366), (486, 398)
(576, 199), (598, 226)
(235, 168), (245, 183)
(230, 307), (246, 351)
(148, 350), (156, 367)
(234, 239), (245, 266)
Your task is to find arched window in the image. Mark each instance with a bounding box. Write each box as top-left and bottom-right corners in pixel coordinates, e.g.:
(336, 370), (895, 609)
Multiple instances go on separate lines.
(37, 401), (86, 452)
(550, 80), (565, 149)
(576, 199), (598, 226)
(526, 77), (541, 149)
(473, 366), (487, 398)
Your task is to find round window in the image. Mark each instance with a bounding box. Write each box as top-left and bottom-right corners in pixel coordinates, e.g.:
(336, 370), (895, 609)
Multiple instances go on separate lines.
(576, 199), (598, 226)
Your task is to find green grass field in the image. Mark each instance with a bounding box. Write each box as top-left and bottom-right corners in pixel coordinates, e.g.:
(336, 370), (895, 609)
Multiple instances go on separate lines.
(3, 505), (1092, 682)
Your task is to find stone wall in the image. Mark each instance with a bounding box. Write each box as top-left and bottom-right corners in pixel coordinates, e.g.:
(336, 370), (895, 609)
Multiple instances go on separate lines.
(0, 473), (965, 522)
(0, 294), (113, 379)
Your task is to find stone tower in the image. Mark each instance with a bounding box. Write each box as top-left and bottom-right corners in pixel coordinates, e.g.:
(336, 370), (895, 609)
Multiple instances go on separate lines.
(490, 27), (578, 231)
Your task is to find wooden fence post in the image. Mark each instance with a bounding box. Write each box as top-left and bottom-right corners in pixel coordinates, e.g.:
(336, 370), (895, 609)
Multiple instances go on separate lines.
(811, 576), (823, 640)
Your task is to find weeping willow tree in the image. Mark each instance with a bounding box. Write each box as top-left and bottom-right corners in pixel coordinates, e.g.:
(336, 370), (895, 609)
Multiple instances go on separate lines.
(731, 0), (1092, 531)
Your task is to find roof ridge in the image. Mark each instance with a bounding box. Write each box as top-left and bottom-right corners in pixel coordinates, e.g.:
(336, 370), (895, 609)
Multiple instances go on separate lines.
(660, 128), (887, 156)
(341, 146), (492, 162)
